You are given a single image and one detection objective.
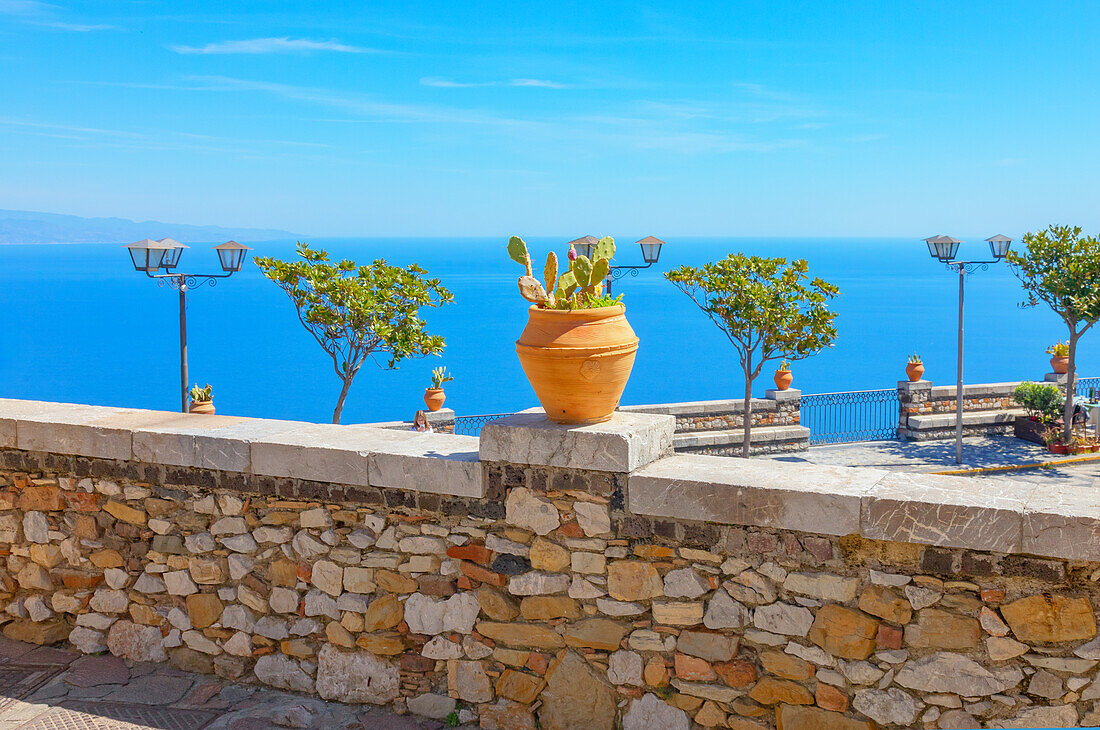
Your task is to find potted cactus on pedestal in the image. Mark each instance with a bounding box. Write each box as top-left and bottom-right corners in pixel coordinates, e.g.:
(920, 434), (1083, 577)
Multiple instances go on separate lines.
(189, 384), (214, 414)
(906, 353), (925, 382)
(1047, 340), (1070, 374)
(773, 360), (793, 390)
(424, 366), (452, 412)
(509, 235), (638, 424)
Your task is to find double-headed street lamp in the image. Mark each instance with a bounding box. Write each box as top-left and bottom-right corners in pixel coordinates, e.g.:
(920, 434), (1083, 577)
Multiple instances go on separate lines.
(125, 238), (252, 412)
(568, 235), (667, 294)
(923, 234), (1013, 465)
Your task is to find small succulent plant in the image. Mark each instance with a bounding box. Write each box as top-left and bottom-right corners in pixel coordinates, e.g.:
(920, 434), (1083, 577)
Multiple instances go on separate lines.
(189, 383), (212, 402)
(777, 360), (791, 372)
(1047, 340), (1070, 357)
(429, 366), (453, 389)
(508, 235), (622, 309)
(908, 353), (922, 364)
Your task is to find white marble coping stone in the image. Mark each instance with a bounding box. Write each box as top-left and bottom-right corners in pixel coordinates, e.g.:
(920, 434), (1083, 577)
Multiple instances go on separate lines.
(4, 399), (142, 461)
(478, 408), (674, 473)
(907, 410), (1024, 429)
(630, 453), (1100, 561)
(0, 398), (482, 498)
(629, 455), (886, 537)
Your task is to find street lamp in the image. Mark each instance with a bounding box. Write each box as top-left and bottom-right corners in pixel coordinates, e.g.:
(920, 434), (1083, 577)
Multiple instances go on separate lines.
(125, 238), (252, 412)
(567, 235), (667, 294)
(922, 233), (1013, 465)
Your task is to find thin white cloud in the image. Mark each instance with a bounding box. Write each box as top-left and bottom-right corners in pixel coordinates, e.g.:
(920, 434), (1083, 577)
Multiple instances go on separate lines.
(39, 21), (115, 31)
(509, 78), (568, 89)
(420, 76), (569, 89)
(419, 77), (491, 88)
(0, 0), (52, 14)
(171, 37), (383, 55)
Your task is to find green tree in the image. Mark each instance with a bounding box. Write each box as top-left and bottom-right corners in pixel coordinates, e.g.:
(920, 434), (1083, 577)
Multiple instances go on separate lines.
(256, 243), (453, 424)
(666, 255), (839, 457)
(1007, 225), (1100, 441)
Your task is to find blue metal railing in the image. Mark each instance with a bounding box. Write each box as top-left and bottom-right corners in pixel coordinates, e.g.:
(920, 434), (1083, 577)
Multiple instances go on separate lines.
(801, 389), (899, 445)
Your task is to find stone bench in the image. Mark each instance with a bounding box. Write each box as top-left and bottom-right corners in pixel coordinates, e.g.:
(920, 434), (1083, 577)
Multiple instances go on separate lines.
(673, 425), (810, 456)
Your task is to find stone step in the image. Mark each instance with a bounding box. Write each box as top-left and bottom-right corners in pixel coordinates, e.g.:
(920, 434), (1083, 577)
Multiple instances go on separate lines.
(674, 425), (810, 449)
(906, 408), (1025, 430)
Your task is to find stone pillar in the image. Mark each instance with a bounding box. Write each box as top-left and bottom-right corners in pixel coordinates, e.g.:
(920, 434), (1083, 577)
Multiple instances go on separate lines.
(764, 388), (801, 426)
(477, 408), (674, 517)
(897, 380), (932, 441)
(423, 408), (455, 433)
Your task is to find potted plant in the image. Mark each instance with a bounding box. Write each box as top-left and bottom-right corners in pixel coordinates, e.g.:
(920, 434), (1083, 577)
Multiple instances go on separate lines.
(773, 360), (793, 390)
(509, 235), (637, 424)
(424, 366), (452, 412)
(1043, 425), (1068, 454)
(1047, 340), (1070, 374)
(1013, 381), (1062, 444)
(189, 383), (214, 414)
(905, 353), (925, 382)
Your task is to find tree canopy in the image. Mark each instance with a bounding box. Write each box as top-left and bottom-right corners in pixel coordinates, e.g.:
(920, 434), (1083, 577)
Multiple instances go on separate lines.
(1007, 225), (1100, 439)
(666, 254), (839, 456)
(255, 243), (453, 423)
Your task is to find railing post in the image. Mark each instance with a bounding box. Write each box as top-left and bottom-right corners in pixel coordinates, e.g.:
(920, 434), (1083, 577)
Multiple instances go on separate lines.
(897, 379), (932, 442)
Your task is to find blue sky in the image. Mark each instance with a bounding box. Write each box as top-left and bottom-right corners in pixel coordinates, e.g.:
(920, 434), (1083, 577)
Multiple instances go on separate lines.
(2, 1), (1100, 237)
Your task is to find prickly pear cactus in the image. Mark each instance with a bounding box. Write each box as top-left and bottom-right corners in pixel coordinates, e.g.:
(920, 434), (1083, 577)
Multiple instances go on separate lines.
(508, 235), (617, 308)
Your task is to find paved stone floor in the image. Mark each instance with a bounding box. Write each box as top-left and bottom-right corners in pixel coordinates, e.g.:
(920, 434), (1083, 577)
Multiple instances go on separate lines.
(0, 638), (460, 730)
(766, 435), (1100, 488)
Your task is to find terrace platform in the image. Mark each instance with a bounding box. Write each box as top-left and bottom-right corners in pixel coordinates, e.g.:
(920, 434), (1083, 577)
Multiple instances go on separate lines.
(767, 435), (1100, 488)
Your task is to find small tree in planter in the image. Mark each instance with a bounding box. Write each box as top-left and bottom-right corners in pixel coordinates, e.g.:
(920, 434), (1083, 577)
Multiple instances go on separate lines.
(256, 243), (453, 424)
(1007, 225), (1100, 443)
(666, 255), (839, 457)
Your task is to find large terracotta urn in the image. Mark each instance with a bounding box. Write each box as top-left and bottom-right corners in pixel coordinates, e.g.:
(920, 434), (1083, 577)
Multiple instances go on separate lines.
(1051, 356), (1069, 374)
(515, 304), (639, 424)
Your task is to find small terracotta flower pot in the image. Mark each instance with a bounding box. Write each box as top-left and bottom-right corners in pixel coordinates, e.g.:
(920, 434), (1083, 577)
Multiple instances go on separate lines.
(1051, 356), (1069, 374)
(423, 388), (446, 412)
(905, 362), (925, 382)
(189, 400), (215, 415)
(773, 370), (793, 391)
(1050, 443), (1068, 455)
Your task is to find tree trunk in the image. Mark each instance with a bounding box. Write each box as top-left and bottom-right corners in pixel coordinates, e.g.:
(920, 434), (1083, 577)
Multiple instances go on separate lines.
(1064, 332), (1079, 442)
(742, 369), (754, 458)
(332, 375), (355, 424)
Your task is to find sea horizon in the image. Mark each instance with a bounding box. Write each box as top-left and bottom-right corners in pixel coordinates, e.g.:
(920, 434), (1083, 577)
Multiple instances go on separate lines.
(0, 236), (1083, 425)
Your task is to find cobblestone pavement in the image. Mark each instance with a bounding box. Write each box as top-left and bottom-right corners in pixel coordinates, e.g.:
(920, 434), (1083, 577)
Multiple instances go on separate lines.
(765, 435), (1100, 487)
(0, 637), (463, 730)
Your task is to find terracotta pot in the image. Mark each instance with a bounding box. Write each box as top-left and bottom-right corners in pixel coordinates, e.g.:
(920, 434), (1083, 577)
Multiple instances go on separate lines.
(423, 388), (446, 412)
(189, 400), (215, 415)
(905, 362), (925, 382)
(773, 370), (793, 391)
(1050, 443), (1068, 455)
(516, 304), (638, 424)
(1051, 356), (1069, 374)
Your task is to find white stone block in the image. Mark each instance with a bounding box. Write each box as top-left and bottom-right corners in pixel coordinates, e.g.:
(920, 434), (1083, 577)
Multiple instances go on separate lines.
(479, 408), (674, 472)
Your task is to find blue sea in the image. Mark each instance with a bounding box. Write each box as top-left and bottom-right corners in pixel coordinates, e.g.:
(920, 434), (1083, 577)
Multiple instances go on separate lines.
(0, 237), (1080, 425)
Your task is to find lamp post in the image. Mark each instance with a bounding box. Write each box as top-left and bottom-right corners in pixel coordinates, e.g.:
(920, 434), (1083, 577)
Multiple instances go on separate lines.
(125, 238), (252, 412)
(923, 234), (1013, 465)
(567, 235), (666, 294)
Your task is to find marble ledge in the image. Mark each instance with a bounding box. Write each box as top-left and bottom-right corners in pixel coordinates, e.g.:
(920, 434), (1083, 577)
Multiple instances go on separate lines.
(629, 453), (1100, 562)
(0, 398), (483, 499)
(478, 408), (674, 473)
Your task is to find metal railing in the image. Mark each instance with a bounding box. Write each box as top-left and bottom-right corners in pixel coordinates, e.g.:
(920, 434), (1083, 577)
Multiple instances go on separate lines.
(453, 413), (512, 436)
(801, 389), (900, 445)
(1077, 376), (1100, 398)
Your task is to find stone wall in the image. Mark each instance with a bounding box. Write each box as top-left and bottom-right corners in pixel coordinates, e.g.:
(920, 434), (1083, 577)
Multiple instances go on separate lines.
(1, 399), (1099, 729)
(898, 381), (1026, 442)
(624, 390), (808, 456)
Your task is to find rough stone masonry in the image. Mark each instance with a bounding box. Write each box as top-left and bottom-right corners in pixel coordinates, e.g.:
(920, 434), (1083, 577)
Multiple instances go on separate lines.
(0, 398), (1099, 729)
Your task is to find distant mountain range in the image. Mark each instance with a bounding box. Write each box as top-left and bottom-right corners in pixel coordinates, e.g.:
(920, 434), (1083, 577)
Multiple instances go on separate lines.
(0, 209), (296, 244)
